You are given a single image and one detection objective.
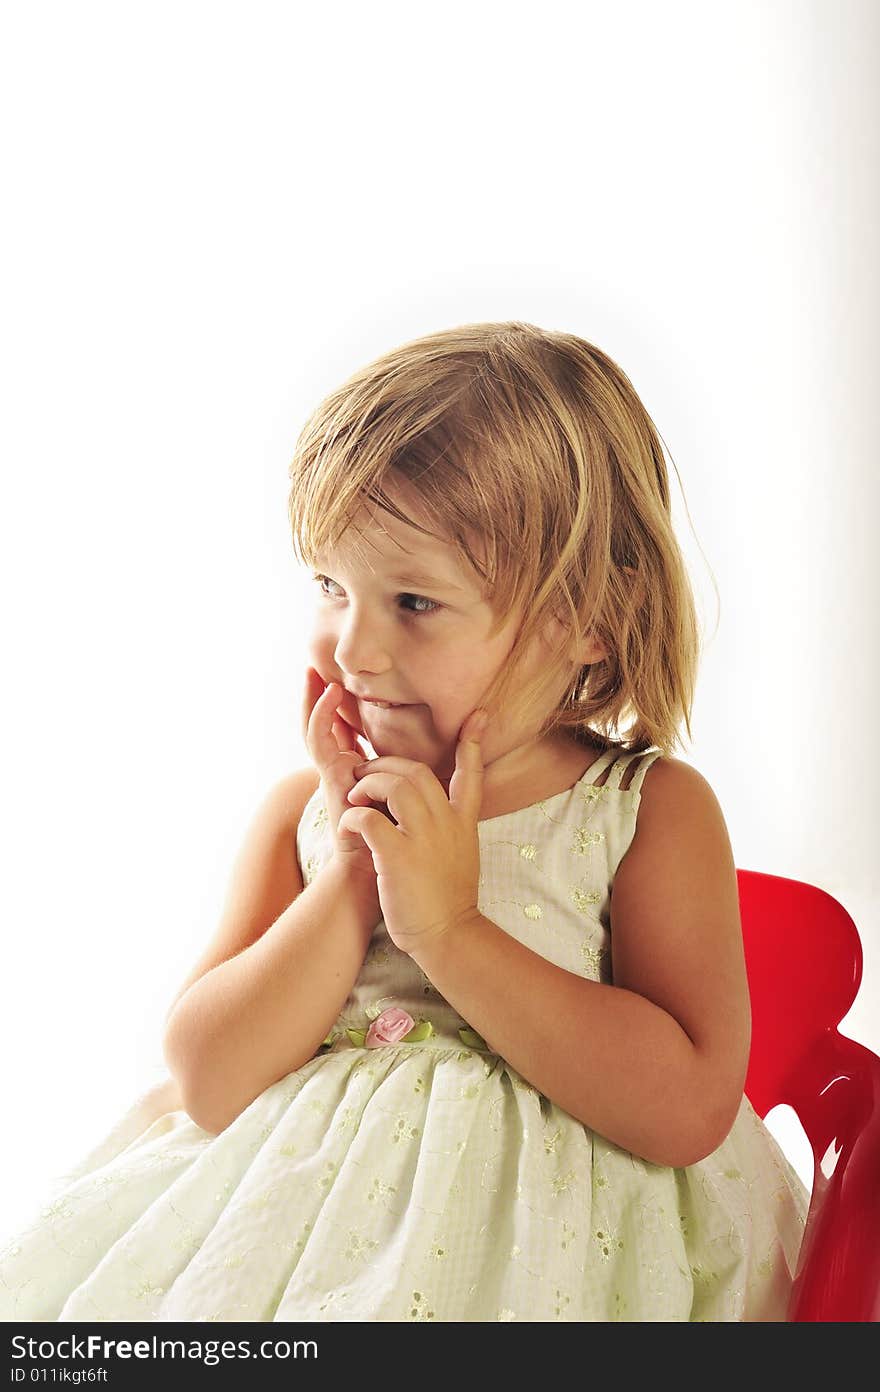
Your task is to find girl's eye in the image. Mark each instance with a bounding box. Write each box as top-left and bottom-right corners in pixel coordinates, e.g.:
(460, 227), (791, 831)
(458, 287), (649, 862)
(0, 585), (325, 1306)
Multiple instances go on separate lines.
(313, 574), (343, 599)
(311, 574), (442, 617)
(404, 594), (441, 615)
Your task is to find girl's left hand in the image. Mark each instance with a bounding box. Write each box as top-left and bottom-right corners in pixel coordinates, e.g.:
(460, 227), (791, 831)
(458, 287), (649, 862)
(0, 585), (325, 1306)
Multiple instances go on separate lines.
(335, 709), (488, 955)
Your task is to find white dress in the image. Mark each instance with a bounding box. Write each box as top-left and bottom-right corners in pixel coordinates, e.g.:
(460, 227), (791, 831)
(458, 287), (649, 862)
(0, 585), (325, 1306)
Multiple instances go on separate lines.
(0, 747), (809, 1321)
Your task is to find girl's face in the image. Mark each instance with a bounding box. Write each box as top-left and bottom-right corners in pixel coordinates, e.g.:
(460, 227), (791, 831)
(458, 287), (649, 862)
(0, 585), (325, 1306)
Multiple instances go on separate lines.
(306, 493), (577, 785)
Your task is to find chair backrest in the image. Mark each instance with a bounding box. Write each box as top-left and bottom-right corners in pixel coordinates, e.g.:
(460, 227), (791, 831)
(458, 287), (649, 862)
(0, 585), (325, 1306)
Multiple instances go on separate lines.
(737, 868), (880, 1321)
(737, 868), (862, 1119)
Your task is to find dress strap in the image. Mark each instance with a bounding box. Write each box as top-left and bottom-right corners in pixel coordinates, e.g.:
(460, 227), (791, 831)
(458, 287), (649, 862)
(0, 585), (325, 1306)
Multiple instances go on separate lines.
(603, 748), (663, 792)
(582, 747), (620, 784)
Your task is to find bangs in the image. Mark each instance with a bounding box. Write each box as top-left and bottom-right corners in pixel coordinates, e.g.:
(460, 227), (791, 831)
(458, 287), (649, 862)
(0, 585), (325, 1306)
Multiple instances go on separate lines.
(289, 411), (514, 613)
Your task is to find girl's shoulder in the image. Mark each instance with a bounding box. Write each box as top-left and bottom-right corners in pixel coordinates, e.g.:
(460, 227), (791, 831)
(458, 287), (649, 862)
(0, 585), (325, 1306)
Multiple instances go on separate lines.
(629, 753), (721, 815)
(279, 764), (322, 831)
(614, 753), (738, 904)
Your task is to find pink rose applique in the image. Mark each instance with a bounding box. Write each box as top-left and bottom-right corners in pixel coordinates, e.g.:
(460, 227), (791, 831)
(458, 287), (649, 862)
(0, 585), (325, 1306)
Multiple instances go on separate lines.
(365, 1007), (415, 1048)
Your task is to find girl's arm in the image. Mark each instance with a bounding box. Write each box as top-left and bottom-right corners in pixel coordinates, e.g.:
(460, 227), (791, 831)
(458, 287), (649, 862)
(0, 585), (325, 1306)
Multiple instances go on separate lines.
(163, 776), (380, 1136)
(410, 759), (751, 1169)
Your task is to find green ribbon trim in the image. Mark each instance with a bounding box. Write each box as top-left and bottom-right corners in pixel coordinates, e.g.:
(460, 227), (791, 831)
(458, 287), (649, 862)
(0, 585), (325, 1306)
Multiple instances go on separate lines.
(403, 1020), (434, 1042)
(322, 1019), (438, 1049)
(320, 1021), (489, 1049)
(458, 1026), (488, 1049)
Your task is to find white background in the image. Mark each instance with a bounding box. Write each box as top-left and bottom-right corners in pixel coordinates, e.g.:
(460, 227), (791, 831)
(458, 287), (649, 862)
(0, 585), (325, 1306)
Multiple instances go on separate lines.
(1, 0), (877, 1242)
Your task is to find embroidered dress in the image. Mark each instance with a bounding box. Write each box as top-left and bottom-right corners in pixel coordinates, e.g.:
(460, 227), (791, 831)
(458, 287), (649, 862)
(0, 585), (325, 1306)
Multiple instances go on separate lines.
(0, 748), (809, 1322)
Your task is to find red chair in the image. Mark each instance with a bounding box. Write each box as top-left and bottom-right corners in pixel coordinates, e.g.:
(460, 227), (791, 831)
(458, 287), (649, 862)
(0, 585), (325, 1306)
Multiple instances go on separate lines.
(738, 869), (880, 1321)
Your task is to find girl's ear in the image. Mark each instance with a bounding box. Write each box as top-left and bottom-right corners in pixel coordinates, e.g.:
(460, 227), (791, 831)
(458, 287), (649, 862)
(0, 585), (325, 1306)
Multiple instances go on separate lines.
(577, 634), (608, 664)
(543, 613), (608, 665)
(545, 567), (635, 666)
(571, 565), (633, 664)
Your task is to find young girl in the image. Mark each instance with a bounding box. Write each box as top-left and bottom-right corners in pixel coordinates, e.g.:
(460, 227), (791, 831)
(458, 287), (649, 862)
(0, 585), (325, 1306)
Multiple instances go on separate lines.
(0, 321), (809, 1322)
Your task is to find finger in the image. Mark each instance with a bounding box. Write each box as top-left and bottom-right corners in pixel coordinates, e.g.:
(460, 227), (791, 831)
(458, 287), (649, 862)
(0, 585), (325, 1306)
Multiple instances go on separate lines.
(300, 665), (325, 747)
(350, 759), (448, 816)
(337, 805), (399, 861)
(332, 718), (358, 753)
(307, 679), (348, 768)
(331, 711), (372, 760)
(351, 755), (436, 781)
(346, 771), (433, 834)
(448, 709), (487, 823)
(303, 668), (372, 767)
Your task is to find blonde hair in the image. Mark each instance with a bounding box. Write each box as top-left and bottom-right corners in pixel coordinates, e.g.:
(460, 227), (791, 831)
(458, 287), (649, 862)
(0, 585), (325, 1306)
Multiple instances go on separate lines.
(288, 320), (701, 756)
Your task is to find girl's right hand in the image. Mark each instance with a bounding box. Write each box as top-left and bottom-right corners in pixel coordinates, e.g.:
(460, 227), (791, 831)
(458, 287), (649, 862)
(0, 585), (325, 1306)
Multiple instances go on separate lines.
(301, 666), (381, 895)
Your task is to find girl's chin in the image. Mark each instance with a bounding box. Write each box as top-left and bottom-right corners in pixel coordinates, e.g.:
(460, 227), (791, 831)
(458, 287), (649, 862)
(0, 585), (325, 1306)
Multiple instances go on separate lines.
(339, 698), (453, 766)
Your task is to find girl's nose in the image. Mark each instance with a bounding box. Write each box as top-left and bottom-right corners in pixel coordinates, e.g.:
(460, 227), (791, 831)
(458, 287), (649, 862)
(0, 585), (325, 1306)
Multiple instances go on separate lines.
(333, 607), (393, 677)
